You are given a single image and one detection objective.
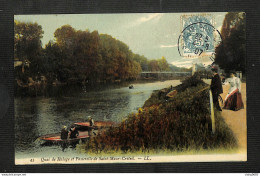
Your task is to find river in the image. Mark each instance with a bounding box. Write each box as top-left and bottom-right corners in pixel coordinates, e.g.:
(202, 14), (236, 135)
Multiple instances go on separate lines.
(15, 80), (181, 159)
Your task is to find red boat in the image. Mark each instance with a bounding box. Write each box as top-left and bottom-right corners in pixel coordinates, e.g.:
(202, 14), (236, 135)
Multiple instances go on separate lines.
(74, 121), (116, 130)
(39, 131), (89, 144)
(38, 121), (116, 145)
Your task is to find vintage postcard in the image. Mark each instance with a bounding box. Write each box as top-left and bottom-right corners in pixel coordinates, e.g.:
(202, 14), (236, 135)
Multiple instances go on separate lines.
(14, 12), (246, 164)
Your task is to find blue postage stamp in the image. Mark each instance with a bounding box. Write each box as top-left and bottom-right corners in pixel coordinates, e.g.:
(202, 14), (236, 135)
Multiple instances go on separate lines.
(179, 14), (221, 57)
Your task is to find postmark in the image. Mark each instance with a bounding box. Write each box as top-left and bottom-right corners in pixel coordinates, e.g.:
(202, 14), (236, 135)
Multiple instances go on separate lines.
(178, 14), (223, 58)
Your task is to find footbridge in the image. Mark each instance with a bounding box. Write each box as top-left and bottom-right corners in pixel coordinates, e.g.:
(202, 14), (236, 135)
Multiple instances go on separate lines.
(140, 71), (191, 79)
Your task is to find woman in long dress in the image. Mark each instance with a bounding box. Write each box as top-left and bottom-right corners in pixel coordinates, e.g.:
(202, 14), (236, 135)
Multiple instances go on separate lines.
(223, 72), (244, 111)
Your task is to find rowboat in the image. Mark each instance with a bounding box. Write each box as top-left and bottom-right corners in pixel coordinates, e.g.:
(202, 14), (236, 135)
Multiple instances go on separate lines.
(74, 121), (116, 130)
(166, 90), (178, 98)
(38, 121), (116, 146)
(38, 131), (89, 144)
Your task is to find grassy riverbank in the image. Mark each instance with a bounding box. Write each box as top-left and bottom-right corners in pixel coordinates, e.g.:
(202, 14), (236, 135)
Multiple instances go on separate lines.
(81, 74), (237, 154)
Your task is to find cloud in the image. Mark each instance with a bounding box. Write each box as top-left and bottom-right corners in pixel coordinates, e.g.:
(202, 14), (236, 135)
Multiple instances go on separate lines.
(160, 44), (178, 48)
(138, 13), (163, 23)
(128, 13), (164, 27)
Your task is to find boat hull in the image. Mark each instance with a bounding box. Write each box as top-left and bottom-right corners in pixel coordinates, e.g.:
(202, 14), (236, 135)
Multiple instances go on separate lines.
(74, 121), (116, 130)
(39, 131), (89, 145)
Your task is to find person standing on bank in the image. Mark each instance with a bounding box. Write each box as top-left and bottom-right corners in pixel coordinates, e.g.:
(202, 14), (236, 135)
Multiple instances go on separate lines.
(223, 71), (244, 111)
(210, 67), (223, 111)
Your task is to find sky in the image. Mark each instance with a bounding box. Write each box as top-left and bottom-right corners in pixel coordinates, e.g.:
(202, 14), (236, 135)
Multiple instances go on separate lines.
(15, 12), (227, 68)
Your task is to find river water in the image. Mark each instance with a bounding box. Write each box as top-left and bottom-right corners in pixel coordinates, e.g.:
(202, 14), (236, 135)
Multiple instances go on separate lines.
(15, 80), (181, 159)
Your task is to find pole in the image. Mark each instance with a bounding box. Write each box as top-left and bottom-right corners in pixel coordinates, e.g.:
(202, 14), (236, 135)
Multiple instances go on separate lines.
(192, 63), (196, 76)
(209, 89), (215, 134)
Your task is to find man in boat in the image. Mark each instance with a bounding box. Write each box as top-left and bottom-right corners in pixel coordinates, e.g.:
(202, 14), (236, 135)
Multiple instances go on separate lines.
(210, 66), (223, 111)
(69, 125), (79, 139)
(60, 126), (68, 140)
(89, 116), (94, 127)
(88, 116), (95, 137)
(60, 126), (68, 151)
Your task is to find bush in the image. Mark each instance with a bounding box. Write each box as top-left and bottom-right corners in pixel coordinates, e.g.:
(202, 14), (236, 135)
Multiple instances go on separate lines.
(143, 73), (207, 107)
(82, 75), (237, 154)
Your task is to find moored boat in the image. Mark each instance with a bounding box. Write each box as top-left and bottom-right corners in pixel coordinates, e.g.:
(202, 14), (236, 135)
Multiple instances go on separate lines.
(39, 131), (89, 144)
(38, 121), (116, 146)
(74, 121), (116, 130)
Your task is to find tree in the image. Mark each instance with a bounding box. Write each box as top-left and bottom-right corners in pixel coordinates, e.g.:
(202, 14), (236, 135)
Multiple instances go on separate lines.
(73, 30), (102, 83)
(100, 34), (141, 81)
(158, 56), (170, 71)
(53, 25), (77, 81)
(14, 21), (44, 78)
(100, 34), (120, 81)
(148, 59), (160, 72)
(132, 54), (149, 71)
(215, 12), (246, 74)
(42, 41), (62, 82)
(53, 26), (103, 83)
(15, 22), (144, 86)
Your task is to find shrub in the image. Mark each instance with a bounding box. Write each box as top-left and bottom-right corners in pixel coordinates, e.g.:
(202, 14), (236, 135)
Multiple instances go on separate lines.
(82, 75), (237, 154)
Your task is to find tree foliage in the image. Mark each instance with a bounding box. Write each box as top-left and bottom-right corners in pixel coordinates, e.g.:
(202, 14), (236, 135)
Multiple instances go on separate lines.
(132, 55), (171, 72)
(14, 22), (175, 86)
(14, 21), (44, 79)
(215, 12), (246, 74)
(99, 34), (141, 81)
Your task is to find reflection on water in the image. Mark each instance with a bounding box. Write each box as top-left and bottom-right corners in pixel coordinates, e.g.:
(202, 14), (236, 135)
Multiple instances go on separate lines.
(15, 80), (181, 158)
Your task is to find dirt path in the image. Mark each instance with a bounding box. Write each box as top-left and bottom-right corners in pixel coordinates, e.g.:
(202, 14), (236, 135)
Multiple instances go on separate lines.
(220, 83), (247, 153)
